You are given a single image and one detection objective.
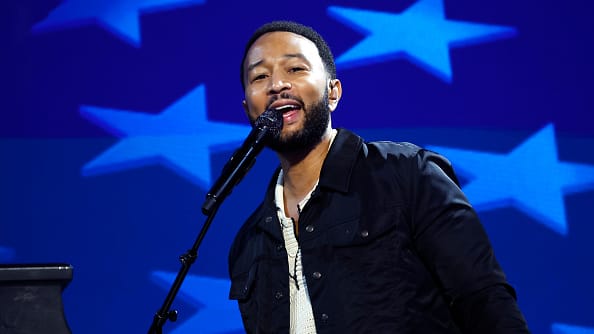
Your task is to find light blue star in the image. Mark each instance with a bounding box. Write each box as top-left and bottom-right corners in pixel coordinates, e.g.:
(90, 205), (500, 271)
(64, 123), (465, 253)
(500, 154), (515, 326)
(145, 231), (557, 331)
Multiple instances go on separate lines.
(552, 323), (594, 334)
(328, 0), (517, 82)
(80, 84), (252, 189)
(151, 271), (243, 334)
(32, 0), (206, 46)
(427, 124), (594, 235)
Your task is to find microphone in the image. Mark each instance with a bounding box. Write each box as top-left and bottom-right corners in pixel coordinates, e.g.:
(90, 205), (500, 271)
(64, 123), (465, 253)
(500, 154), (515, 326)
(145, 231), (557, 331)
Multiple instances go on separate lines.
(202, 108), (282, 215)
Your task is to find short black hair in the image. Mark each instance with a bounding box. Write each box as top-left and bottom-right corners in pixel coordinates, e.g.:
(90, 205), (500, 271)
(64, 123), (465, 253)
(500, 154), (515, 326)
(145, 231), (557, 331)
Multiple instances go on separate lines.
(240, 20), (336, 90)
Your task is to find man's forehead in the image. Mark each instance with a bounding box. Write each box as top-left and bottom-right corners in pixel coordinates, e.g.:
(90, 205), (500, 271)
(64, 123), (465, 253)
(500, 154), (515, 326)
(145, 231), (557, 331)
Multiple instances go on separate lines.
(246, 31), (319, 62)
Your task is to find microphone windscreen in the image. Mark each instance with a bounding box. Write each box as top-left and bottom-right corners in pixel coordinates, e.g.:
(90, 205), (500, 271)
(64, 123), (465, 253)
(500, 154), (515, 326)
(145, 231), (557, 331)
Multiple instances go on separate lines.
(254, 109), (282, 139)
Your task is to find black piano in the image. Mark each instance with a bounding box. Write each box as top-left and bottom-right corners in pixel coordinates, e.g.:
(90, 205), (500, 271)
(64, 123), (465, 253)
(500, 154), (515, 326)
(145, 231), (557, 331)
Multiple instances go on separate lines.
(0, 264), (73, 334)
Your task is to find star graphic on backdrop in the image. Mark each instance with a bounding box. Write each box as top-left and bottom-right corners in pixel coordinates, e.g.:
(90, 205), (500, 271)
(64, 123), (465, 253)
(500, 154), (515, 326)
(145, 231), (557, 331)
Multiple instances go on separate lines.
(151, 271), (243, 334)
(32, 0), (206, 46)
(427, 124), (594, 235)
(553, 323), (594, 334)
(80, 84), (251, 189)
(328, 0), (517, 82)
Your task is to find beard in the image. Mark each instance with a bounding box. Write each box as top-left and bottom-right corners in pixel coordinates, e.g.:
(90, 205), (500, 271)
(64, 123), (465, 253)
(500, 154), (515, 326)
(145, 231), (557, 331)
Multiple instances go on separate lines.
(267, 90), (330, 154)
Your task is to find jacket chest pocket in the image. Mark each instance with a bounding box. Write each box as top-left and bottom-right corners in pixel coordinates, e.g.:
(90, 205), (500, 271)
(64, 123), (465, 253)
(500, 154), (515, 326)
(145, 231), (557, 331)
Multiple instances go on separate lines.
(325, 205), (406, 247)
(229, 261), (259, 325)
(229, 259), (288, 333)
(322, 206), (409, 280)
(229, 262), (258, 301)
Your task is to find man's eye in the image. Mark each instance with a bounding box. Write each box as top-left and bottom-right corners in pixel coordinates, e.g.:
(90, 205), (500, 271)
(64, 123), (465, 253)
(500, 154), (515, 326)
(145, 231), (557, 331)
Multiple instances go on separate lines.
(252, 74), (267, 82)
(289, 67), (305, 73)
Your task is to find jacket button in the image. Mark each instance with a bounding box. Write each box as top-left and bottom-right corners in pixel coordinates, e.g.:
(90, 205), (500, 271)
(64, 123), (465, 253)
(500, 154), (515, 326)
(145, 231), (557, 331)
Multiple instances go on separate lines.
(312, 272), (322, 279)
(276, 244), (284, 252)
(275, 291), (283, 299)
(321, 313), (329, 322)
(305, 225), (314, 233)
(361, 230), (369, 238)
(265, 216), (273, 223)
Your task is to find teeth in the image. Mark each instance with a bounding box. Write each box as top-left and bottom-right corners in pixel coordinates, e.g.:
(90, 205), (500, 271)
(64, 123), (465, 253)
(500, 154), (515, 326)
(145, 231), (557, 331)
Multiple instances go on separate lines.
(275, 105), (297, 111)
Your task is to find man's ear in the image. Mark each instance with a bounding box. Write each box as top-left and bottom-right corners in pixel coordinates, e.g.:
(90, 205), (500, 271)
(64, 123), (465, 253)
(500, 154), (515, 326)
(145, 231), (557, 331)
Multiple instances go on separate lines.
(242, 100), (249, 116)
(328, 79), (342, 112)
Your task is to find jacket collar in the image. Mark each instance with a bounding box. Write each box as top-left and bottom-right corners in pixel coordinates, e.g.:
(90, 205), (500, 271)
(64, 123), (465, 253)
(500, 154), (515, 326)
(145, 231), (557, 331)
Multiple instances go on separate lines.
(255, 129), (363, 238)
(255, 168), (283, 240)
(318, 128), (363, 193)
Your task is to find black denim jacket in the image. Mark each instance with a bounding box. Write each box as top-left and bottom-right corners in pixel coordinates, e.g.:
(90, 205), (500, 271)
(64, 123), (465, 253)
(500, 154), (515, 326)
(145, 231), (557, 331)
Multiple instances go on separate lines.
(228, 129), (529, 333)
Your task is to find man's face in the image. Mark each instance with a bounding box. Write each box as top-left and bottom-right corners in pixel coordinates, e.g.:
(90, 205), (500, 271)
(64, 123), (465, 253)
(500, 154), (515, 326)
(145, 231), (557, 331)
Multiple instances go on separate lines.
(242, 31), (335, 152)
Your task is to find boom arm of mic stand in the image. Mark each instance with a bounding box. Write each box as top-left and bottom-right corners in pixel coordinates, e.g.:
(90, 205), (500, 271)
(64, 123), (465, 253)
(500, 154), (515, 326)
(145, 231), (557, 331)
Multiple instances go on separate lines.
(147, 200), (222, 334)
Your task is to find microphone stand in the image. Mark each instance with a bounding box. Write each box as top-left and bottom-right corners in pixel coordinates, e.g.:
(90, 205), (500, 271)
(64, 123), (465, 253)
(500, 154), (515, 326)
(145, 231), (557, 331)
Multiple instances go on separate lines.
(147, 201), (221, 334)
(147, 109), (281, 333)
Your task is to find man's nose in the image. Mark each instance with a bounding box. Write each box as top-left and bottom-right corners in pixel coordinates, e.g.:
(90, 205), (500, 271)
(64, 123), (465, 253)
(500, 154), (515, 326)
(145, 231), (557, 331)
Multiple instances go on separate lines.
(269, 75), (291, 94)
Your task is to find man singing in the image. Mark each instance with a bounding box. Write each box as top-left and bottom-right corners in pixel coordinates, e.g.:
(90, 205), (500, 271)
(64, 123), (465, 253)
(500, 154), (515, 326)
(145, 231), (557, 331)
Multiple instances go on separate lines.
(228, 20), (530, 334)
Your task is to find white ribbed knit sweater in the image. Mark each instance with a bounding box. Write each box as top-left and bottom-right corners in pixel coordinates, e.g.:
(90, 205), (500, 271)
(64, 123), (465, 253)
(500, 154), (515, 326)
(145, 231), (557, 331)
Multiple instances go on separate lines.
(273, 129), (337, 333)
(275, 171), (318, 334)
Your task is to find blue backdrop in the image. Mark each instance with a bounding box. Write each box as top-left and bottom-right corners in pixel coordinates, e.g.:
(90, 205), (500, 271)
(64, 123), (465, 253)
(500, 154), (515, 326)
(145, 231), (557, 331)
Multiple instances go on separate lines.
(2, 0), (594, 333)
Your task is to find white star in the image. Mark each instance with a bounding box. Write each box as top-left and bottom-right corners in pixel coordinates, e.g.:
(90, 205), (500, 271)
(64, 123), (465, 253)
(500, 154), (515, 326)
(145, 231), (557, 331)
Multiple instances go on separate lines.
(428, 124), (594, 235)
(32, 0), (206, 46)
(80, 84), (251, 189)
(328, 0), (517, 82)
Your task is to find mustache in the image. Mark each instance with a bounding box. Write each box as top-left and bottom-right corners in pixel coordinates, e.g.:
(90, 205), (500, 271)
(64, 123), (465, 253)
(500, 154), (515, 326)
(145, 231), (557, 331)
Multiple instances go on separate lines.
(266, 92), (305, 110)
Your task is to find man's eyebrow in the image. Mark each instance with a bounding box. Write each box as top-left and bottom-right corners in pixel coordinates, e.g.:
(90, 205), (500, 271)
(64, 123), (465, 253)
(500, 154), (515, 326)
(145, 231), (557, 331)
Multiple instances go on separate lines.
(247, 60), (263, 73)
(284, 53), (308, 61)
(246, 53), (310, 73)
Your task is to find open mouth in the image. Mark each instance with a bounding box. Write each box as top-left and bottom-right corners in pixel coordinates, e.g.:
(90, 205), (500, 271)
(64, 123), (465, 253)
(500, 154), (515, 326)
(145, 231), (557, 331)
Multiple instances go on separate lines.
(270, 103), (301, 124)
(267, 98), (303, 125)
(273, 104), (300, 113)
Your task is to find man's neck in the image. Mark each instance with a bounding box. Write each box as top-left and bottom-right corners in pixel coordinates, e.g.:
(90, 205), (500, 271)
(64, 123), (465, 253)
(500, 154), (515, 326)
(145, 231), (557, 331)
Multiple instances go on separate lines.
(278, 128), (335, 202)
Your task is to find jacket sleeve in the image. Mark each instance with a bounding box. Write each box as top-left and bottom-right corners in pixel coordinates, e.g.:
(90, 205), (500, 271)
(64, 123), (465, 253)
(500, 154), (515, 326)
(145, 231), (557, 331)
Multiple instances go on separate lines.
(408, 149), (530, 334)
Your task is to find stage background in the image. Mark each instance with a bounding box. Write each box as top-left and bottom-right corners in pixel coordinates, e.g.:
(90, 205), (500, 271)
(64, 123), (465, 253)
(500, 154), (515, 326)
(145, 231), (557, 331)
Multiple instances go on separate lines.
(2, 0), (593, 333)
